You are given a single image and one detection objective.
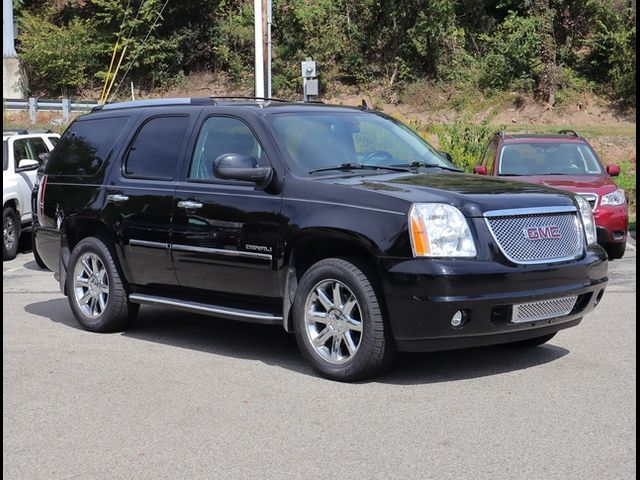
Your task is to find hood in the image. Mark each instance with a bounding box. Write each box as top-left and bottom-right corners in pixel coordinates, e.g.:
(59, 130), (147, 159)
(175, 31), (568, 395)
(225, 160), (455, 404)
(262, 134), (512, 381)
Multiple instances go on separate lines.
(500, 174), (618, 194)
(319, 172), (578, 217)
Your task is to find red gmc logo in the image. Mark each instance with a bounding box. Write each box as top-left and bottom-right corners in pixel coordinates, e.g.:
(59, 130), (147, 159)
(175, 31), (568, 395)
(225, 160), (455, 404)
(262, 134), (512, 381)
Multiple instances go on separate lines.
(524, 226), (562, 241)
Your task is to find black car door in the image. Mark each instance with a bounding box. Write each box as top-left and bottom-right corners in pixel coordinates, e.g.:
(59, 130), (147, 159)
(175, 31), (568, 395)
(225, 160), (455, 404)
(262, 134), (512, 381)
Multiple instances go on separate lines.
(171, 113), (282, 299)
(105, 109), (200, 288)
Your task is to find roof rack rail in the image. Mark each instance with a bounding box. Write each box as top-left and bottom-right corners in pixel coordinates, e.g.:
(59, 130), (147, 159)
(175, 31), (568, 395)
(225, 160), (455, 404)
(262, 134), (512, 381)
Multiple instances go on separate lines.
(211, 96), (290, 102)
(558, 129), (580, 137)
(92, 97), (217, 112)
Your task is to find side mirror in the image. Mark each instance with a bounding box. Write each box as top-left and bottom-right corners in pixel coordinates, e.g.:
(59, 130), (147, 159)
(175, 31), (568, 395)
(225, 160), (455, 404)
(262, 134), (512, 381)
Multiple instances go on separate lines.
(473, 165), (488, 175)
(439, 151), (453, 162)
(16, 158), (40, 172)
(606, 164), (620, 177)
(38, 152), (50, 162)
(213, 154), (273, 189)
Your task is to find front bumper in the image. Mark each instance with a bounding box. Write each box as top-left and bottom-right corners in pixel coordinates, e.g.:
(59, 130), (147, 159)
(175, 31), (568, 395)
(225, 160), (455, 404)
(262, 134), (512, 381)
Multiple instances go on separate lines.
(595, 204), (628, 245)
(378, 246), (608, 352)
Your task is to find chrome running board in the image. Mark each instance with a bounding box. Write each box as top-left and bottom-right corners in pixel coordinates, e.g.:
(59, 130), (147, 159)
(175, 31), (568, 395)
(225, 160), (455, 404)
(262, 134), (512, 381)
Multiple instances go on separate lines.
(129, 293), (283, 325)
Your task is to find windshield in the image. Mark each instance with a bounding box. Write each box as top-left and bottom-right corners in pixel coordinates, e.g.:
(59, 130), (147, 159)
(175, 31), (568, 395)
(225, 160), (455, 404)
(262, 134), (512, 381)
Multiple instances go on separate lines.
(499, 142), (603, 176)
(267, 112), (455, 176)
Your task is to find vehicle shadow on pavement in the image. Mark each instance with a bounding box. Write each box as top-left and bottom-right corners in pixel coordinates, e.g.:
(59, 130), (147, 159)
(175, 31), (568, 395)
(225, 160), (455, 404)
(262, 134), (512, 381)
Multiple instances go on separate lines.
(24, 298), (85, 331)
(376, 345), (569, 385)
(23, 260), (45, 272)
(25, 299), (570, 384)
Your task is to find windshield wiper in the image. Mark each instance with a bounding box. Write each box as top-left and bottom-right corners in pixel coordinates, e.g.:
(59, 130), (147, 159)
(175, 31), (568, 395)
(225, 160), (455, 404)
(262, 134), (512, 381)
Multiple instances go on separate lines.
(392, 161), (462, 172)
(308, 163), (410, 174)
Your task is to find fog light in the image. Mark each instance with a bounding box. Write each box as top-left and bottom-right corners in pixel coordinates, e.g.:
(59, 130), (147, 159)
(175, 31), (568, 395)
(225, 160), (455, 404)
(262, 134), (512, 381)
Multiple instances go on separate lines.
(593, 290), (604, 307)
(451, 310), (464, 327)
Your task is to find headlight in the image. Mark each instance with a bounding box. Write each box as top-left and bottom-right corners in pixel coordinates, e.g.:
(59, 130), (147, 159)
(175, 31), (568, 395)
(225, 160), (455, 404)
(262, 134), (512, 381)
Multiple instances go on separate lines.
(600, 188), (626, 206)
(409, 203), (476, 257)
(575, 196), (597, 245)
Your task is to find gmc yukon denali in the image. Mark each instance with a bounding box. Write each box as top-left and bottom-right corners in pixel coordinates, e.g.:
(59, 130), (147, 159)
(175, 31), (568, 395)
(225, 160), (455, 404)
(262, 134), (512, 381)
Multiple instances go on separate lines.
(34, 98), (608, 381)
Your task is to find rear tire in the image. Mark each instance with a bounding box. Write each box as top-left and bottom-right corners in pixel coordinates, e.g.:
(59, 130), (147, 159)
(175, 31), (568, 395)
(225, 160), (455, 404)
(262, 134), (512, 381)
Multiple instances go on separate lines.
(3, 207), (20, 261)
(507, 332), (556, 348)
(605, 242), (626, 260)
(66, 236), (138, 332)
(293, 258), (395, 382)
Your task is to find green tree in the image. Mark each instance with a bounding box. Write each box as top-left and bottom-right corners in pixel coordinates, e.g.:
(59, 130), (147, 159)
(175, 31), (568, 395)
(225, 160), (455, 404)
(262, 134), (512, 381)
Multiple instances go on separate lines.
(17, 11), (102, 96)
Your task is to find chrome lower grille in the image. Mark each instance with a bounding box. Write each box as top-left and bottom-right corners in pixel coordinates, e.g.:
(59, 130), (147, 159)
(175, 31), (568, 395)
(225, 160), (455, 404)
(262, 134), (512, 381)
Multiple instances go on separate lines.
(512, 296), (578, 323)
(485, 208), (584, 264)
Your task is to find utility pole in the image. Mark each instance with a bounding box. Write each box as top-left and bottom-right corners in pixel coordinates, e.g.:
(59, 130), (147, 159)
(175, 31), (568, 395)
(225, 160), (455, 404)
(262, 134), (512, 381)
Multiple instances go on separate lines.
(3, 0), (26, 98)
(254, 0), (271, 99)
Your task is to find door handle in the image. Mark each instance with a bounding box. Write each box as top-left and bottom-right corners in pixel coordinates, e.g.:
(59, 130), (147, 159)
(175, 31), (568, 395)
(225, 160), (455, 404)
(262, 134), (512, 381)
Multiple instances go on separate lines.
(106, 194), (129, 203)
(177, 200), (203, 210)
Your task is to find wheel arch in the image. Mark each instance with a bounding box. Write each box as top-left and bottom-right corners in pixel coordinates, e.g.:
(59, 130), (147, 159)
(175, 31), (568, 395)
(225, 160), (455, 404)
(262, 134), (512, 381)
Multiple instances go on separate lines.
(60, 215), (131, 293)
(4, 197), (19, 213)
(281, 228), (382, 332)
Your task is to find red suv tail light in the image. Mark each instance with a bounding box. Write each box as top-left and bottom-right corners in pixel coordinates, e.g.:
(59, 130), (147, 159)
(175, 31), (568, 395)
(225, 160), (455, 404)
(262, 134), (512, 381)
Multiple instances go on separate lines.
(37, 175), (47, 224)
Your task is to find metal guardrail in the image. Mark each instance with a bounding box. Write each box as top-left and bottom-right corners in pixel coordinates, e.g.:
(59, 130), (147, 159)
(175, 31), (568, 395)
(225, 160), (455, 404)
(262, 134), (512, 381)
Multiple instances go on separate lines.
(3, 98), (98, 124)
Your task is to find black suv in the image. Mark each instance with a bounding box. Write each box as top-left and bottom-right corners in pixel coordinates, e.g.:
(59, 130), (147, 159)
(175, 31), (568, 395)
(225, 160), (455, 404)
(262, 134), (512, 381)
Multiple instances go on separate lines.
(34, 98), (608, 381)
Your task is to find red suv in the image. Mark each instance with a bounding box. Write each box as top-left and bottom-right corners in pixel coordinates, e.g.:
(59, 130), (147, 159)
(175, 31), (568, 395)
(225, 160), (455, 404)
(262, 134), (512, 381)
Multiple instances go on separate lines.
(474, 130), (628, 259)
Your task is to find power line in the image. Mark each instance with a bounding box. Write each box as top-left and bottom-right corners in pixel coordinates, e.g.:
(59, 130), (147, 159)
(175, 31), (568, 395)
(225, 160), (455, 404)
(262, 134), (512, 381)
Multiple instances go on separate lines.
(108, 0), (171, 102)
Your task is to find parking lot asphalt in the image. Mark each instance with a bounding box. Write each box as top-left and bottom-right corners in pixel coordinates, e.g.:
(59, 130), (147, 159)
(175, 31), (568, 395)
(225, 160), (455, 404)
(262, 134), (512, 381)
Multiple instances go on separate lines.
(3, 241), (636, 480)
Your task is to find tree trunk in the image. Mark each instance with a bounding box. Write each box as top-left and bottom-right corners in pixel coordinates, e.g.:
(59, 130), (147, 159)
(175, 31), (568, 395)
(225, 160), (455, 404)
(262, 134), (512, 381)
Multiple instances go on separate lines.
(532, 0), (557, 106)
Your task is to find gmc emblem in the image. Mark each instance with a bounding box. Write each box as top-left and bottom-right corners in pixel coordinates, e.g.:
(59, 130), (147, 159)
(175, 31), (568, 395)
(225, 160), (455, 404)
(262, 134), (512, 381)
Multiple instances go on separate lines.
(524, 226), (562, 241)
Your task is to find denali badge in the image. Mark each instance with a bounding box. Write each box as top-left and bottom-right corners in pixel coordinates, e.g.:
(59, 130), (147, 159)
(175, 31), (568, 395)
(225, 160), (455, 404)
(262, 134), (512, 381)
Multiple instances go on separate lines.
(524, 226), (562, 241)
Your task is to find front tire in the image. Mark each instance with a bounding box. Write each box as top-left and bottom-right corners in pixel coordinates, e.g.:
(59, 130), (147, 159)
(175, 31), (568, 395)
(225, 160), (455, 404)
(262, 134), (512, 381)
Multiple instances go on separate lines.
(66, 236), (138, 332)
(3, 207), (20, 261)
(293, 258), (395, 381)
(605, 242), (626, 260)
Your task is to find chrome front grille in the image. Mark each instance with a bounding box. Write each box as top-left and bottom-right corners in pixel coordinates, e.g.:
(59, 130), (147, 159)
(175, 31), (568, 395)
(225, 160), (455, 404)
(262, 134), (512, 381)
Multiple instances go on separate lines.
(485, 207), (584, 264)
(578, 193), (598, 211)
(512, 296), (578, 323)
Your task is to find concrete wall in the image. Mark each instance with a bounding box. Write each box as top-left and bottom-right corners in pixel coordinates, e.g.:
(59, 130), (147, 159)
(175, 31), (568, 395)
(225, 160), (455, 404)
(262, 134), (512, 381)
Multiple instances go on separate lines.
(3, 57), (26, 99)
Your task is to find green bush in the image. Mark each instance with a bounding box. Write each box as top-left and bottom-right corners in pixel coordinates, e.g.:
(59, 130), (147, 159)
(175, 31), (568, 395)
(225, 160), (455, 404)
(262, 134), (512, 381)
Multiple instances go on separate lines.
(479, 12), (542, 92)
(430, 119), (498, 172)
(583, 5), (636, 107)
(615, 161), (636, 212)
(17, 12), (102, 95)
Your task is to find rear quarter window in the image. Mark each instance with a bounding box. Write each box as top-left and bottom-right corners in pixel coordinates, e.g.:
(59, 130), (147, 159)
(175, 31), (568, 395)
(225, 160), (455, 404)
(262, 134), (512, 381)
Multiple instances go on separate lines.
(124, 116), (189, 180)
(45, 116), (129, 176)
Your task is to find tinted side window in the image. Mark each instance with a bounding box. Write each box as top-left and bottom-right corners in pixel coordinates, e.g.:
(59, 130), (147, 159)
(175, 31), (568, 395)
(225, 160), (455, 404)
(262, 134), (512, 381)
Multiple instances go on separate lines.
(46, 117), (128, 176)
(125, 116), (189, 180)
(13, 139), (32, 163)
(29, 137), (49, 161)
(189, 116), (265, 181)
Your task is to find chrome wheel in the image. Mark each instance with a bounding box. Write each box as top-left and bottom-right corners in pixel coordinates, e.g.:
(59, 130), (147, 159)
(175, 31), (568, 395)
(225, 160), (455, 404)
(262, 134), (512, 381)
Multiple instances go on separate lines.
(4, 215), (16, 251)
(73, 252), (109, 318)
(304, 279), (363, 364)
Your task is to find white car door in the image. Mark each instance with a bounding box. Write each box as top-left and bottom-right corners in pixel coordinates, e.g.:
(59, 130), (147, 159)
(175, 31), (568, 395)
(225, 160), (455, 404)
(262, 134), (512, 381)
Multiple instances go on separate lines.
(11, 136), (52, 222)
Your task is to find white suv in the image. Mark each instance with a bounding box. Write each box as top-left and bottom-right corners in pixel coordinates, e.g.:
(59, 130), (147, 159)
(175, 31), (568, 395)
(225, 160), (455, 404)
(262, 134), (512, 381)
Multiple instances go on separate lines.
(3, 130), (59, 260)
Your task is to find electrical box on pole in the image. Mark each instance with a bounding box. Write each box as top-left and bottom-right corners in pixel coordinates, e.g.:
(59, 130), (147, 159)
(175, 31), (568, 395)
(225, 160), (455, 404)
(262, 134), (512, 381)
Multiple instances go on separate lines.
(301, 59), (318, 102)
